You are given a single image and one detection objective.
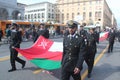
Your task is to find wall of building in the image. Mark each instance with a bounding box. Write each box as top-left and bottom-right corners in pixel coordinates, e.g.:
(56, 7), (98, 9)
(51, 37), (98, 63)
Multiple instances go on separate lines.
(0, 0), (24, 20)
(56, 0), (117, 29)
(24, 2), (55, 23)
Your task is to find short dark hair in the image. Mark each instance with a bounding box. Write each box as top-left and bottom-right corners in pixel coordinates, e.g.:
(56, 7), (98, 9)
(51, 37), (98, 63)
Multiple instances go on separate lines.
(40, 23), (45, 26)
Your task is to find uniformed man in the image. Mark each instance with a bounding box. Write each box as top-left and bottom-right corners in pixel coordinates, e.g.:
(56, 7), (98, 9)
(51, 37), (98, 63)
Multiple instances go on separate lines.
(84, 28), (97, 78)
(8, 23), (26, 72)
(108, 28), (116, 53)
(34, 23), (49, 42)
(94, 28), (100, 44)
(61, 20), (85, 80)
(79, 25), (88, 47)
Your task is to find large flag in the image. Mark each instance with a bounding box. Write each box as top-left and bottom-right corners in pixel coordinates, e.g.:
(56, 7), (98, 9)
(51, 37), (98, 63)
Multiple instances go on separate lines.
(16, 32), (108, 70)
(15, 36), (63, 70)
(99, 32), (109, 41)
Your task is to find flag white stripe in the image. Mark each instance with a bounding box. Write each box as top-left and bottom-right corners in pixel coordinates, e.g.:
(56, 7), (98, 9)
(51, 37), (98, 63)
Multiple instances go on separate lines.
(48, 42), (63, 52)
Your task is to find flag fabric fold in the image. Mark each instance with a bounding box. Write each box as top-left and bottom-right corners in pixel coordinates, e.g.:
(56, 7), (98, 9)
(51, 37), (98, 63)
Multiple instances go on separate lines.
(99, 32), (109, 41)
(15, 36), (63, 70)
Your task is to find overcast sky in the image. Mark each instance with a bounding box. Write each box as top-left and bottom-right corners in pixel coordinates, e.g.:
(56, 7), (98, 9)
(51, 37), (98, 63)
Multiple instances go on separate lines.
(17, 0), (120, 26)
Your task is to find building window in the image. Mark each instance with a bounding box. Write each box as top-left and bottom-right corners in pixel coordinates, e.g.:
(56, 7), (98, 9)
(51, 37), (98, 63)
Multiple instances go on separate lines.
(52, 14), (54, 18)
(34, 14), (36, 19)
(48, 13), (50, 18)
(28, 14), (30, 19)
(25, 15), (27, 19)
(67, 13), (69, 20)
(83, 12), (86, 20)
(38, 13), (40, 18)
(95, 11), (101, 20)
(62, 13), (64, 21)
(31, 14), (33, 19)
(42, 13), (44, 18)
(89, 12), (92, 17)
(77, 12), (80, 15)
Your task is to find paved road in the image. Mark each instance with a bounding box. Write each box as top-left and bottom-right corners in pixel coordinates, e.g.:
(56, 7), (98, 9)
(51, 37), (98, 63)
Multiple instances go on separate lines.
(0, 38), (120, 80)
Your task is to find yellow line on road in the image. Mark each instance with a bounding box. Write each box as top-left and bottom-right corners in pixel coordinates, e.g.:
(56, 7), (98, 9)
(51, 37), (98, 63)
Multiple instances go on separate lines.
(81, 45), (108, 80)
(33, 69), (43, 74)
(0, 54), (22, 62)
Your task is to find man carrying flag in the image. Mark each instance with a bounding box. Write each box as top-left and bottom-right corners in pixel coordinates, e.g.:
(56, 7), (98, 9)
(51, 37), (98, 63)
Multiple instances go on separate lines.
(61, 20), (85, 80)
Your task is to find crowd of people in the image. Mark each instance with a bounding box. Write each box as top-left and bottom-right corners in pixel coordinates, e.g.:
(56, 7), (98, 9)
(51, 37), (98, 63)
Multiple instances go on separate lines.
(61, 20), (118, 80)
(0, 21), (118, 80)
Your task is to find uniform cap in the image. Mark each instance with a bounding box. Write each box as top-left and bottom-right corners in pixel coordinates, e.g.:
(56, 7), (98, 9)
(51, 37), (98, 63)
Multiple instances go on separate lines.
(67, 20), (78, 28)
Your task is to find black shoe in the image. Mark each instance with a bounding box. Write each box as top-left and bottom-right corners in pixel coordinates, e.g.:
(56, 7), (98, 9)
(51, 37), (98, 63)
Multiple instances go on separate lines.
(8, 68), (16, 72)
(87, 73), (91, 78)
(22, 61), (26, 68)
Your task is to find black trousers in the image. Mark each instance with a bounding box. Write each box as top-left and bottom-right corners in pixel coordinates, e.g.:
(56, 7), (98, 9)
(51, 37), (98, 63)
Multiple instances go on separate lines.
(84, 47), (96, 74)
(61, 68), (81, 80)
(10, 45), (25, 69)
(108, 41), (114, 52)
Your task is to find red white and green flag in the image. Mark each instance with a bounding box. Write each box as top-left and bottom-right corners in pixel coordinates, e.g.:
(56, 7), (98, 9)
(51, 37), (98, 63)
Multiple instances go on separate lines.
(15, 32), (108, 70)
(15, 36), (63, 70)
(99, 32), (109, 41)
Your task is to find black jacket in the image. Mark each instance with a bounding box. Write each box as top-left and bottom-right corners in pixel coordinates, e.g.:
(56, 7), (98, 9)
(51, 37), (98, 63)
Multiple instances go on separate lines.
(62, 33), (85, 71)
(108, 30), (116, 42)
(37, 29), (49, 38)
(10, 30), (22, 48)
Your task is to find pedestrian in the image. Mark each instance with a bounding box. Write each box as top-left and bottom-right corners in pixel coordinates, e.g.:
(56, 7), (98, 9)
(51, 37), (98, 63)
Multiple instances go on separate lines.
(84, 28), (97, 78)
(0, 28), (3, 42)
(107, 28), (116, 53)
(34, 23), (49, 42)
(117, 29), (120, 42)
(8, 23), (26, 72)
(32, 28), (38, 43)
(61, 20), (85, 80)
(79, 25), (88, 46)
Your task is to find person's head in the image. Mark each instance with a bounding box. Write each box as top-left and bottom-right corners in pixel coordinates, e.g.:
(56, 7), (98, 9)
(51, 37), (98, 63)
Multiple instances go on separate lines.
(67, 20), (78, 35)
(89, 28), (94, 34)
(39, 23), (45, 30)
(80, 25), (84, 30)
(11, 23), (19, 30)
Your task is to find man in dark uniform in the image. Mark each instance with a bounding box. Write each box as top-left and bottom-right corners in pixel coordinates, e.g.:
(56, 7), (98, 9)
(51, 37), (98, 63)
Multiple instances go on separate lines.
(0, 28), (3, 42)
(84, 28), (97, 78)
(61, 20), (85, 80)
(34, 23), (49, 42)
(94, 28), (100, 44)
(108, 28), (116, 53)
(8, 23), (26, 72)
(79, 25), (88, 46)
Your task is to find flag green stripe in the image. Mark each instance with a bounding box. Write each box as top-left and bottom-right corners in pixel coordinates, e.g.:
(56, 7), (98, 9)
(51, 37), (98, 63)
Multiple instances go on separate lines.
(30, 59), (61, 70)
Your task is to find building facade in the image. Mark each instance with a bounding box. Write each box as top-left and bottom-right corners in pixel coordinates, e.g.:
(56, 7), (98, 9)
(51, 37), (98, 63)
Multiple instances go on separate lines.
(0, 0), (25, 20)
(24, 2), (56, 23)
(56, 0), (117, 29)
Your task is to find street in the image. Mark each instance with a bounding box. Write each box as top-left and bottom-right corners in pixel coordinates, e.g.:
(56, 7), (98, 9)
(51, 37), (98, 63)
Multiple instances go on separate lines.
(0, 38), (120, 80)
